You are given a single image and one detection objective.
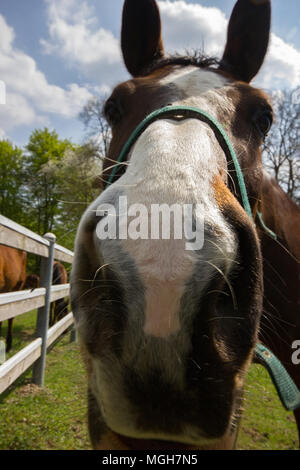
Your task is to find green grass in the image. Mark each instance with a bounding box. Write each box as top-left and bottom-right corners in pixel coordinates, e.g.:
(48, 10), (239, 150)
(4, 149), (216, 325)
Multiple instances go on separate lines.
(0, 309), (38, 361)
(0, 335), (90, 450)
(0, 311), (90, 450)
(237, 365), (298, 450)
(0, 313), (298, 450)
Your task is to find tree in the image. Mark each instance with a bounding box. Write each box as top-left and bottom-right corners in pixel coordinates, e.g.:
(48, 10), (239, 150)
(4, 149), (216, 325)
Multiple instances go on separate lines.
(263, 89), (300, 204)
(0, 129), (100, 257)
(0, 140), (25, 223)
(79, 97), (111, 161)
(41, 142), (101, 249)
(24, 128), (73, 236)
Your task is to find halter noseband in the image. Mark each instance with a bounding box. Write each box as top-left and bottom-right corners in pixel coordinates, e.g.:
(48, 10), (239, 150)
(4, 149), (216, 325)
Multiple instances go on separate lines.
(105, 104), (300, 412)
(107, 105), (252, 220)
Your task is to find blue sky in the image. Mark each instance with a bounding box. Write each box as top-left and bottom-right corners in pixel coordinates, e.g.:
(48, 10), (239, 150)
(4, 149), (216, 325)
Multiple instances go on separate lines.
(0, 0), (299, 149)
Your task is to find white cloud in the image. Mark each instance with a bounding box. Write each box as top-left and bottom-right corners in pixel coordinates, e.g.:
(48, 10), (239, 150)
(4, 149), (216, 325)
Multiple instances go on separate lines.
(158, 1), (300, 90)
(41, 0), (300, 93)
(257, 33), (300, 90)
(41, 0), (125, 84)
(0, 126), (7, 140)
(0, 15), (15, 54)
(158, 0), (227, 56)
(0, 13), (93, 137)
(1, 0), (299, 142)
(42, 20), (120, 66)
(1, 93), (42, 130)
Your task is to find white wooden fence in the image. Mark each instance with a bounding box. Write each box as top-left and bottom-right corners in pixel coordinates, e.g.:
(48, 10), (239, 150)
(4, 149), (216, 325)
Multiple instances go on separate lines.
(0, 215), (75, 394)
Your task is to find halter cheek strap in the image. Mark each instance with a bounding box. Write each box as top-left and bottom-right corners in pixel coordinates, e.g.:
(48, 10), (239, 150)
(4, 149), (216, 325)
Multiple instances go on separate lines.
(105, 105), (300, 412)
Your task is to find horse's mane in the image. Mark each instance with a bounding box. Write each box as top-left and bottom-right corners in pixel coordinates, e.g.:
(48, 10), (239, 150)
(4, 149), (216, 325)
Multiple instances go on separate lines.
(142, 51), (221, 76)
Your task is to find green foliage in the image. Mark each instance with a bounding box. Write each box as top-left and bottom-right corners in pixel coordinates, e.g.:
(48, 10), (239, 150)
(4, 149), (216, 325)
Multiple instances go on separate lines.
(40, 142), (101, 249)
(0, 128), (102, 252)
(0, 140), (25, 223)
(23, 128), (74, 237)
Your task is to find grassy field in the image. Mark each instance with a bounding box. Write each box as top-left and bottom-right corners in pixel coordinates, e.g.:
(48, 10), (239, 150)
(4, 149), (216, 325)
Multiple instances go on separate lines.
(0, 311), (298, 450)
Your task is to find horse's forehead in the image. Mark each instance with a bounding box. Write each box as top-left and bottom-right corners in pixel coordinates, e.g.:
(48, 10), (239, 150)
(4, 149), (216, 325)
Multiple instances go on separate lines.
(154, 66), (272, 112)
(159, 66), (229, 95)
(113, 66), (225, 97)
(118, 65), (272, 109)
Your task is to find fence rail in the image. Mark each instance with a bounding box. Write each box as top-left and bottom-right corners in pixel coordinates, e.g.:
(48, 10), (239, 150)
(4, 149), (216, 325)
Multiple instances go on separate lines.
(0, 215), (74, 263)
(0, 215), (75, 394)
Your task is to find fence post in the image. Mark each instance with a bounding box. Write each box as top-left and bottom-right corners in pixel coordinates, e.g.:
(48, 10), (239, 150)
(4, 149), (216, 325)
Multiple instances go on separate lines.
(32, 233), (56, 387)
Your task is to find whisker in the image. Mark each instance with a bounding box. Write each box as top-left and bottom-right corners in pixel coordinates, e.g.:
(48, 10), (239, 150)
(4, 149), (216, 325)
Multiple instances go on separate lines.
(207, 290), (230, 296)
(262, 299), (296, 328)
(225, 167), (238, 195)
(271, 237), (300, 264)
(204, 260), (238, 310)
(57, 200), (90, 206)
(208, 316), (245, 321)
(259, 314), (292, 349)
(262, 257), (287, 287)
(91, 264), (110, 287)
(101, 161), (130, 173)
(77, 279), (119, 285)
(206, 239), (240, 266)
(263, 275), (290, 303)
(72, 285), (105, 303)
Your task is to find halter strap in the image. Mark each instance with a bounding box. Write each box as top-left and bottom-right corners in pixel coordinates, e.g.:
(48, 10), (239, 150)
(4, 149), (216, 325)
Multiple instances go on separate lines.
(255, 344), (300, 411)
(105, 104), (299, 411)
(106, 105), (253, 219)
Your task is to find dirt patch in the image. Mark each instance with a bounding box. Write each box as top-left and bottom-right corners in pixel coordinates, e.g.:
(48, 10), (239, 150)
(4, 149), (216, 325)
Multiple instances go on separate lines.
(241, 427), (262, 442)
(286, 414), (296, 423)
(18, 383), (42, 398)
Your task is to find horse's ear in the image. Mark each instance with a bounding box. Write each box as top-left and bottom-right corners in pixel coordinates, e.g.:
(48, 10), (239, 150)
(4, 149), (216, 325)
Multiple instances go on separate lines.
(220, 0), (271, 83)
(121, 0), (164, 77)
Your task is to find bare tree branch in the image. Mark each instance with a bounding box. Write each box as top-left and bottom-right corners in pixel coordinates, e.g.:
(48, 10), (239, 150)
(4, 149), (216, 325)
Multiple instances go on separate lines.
(263, 89), (300, 204)
(79, 97), (112, 162)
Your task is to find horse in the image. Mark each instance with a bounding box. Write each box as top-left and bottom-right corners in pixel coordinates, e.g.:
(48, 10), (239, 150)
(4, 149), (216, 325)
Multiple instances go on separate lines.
(70, 0), (300, 450)
(0, 257), (69, 351)
(26, 262), (69, 328)
(24, 274), (40, 290)
(4, 260), (70, 330)
(49, 261), (69, 327)
(0, 245), (69, 351)
(0, 246), (28, 352)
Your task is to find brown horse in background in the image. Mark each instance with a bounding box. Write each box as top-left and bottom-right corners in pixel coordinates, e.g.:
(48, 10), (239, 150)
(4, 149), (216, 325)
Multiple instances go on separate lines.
(0, 246), (27, 352)
(49, 261), (69, 327)
(258, 176), (300, 442)
(10, 262), (70, 328)
(0, 247), (69, 353)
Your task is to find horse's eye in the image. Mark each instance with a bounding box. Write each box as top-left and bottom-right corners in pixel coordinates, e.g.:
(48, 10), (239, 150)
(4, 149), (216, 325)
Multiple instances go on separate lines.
(253, 109), (273, 138)
(103, 99), (123, 126)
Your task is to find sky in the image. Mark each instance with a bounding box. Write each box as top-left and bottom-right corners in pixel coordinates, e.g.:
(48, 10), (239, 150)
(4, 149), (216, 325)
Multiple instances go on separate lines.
(0, 0), (299, 148)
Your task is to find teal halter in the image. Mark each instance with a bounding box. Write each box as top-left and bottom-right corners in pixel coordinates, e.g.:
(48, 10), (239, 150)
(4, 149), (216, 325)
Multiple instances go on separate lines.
(105, 104), (300, 411)
(107, 105), (253, 220)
